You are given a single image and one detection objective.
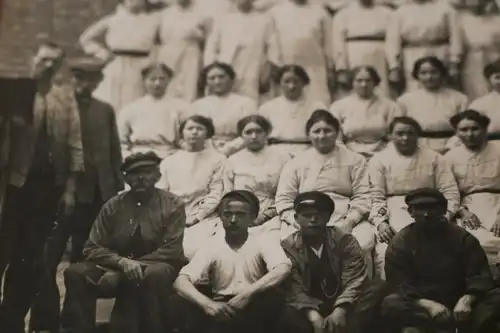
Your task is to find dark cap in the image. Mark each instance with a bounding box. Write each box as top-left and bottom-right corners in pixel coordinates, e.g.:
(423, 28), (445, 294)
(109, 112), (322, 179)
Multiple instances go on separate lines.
(68, 56), (105, 74)
(121, 152), (162, 173)
(294, 191), (335, 216)
(405, 187), (447, 206)
(220, 190), (260, 215)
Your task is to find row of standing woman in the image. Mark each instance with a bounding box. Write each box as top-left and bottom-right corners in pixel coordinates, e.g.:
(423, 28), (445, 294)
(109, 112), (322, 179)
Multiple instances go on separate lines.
(159, 101), (500, 280)
(80, 0), (500, 112)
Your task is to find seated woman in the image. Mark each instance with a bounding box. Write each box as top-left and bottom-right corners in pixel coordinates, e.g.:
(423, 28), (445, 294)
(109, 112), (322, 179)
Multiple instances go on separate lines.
(329, 66), (403, 159)
(369, 116), (460, 279)
(445, 110), (500, 275)
(158, 115), (226, 259)
(275, 109), (376, 275)
(469, 59), (500, 138)
(118, 63), (189, 159)
(190, 62), (258, 157)
(259, 65), (326, 158)
(397, 56), (468, 154)
(223, 115), (290, 236)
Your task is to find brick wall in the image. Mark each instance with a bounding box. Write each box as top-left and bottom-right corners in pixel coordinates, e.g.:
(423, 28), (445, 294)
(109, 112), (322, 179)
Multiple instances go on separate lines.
(0, 0), (116, 78)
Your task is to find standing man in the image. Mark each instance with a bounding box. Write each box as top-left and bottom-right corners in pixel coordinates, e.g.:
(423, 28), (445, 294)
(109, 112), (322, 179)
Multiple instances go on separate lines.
(167, 190), (292, 333)
(0, 41), (83, 333)
(29, 56), (124, 333)
(382, 188), (500, 333)
(61, 152), (186, 333)
(279, 191), (377, 333)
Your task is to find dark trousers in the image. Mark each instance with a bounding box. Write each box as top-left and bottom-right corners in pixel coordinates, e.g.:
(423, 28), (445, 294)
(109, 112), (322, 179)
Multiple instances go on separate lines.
(381, 290), (500, 333)
(61, 261), (178, 333)
(0, 174), (61, 333)
(29, 192), (104, 332)
(165, 290), (285, 333)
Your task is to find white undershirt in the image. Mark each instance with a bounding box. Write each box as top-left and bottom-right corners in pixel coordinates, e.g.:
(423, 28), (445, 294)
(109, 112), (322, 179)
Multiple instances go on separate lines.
(310, 244), (324, 258)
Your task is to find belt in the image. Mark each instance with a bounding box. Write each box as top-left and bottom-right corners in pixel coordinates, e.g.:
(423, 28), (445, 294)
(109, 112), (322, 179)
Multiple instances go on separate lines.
(420, 130), (454, 139)
(346, 35), (385, 42)
(463, 188), (500, 196)
(112, 50), (150, 57)
(488, 133), (500, 141)
(268, 137), (311, 145)
(402, 38), (449, 48)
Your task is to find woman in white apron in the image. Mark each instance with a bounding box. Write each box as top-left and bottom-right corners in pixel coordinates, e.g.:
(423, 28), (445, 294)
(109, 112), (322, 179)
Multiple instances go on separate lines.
(385, 0), (463, 93)
(190, 62), (258, 156)
(445, 110), (500, 274)
(259, 65), (326, 158)
(459, 0), (500, 100)
(157, 115), (226, 259)
(397, 56), (468, 154)
(268, 0), (334, 105)
(203, 0), (280, 104)
(329, 66), (403, 159)
(275, 109), (376, 276)
(118, 63), (189, 160)
(223, 115), (290, 237)
(79, 0), (161, 112)
(158, 0), (211, 102)
(368, 116), (460, 279)
(332, 0), (394, 98)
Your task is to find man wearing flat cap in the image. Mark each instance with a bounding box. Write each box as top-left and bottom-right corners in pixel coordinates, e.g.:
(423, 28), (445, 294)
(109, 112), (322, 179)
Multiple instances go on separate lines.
(29, 55), (124, 333)
(381, 187), (500, 333)
(167, 190), (292, 333)
(278, 191), (380, 333)
(60, 152), (187, 333)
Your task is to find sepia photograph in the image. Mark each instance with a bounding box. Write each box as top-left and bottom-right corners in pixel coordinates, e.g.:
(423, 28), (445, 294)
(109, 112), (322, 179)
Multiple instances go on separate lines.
(1, 0), (500, 332)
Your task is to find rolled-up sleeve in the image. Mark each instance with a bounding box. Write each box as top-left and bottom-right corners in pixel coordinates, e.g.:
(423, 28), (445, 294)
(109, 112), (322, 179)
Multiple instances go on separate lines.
(368, 155), (390, 227)
(260, 235), (292, 270)
(346, 156), (371, 224)
(434, 155), (460, 216)
(178, 246), (214, 285)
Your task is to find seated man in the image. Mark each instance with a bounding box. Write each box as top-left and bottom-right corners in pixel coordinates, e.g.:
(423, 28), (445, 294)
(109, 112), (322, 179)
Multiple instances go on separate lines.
(60, 152), (187, 333)
(167, 190), (292, 333)
(381, 187), (500, 333)
(279, 191), (379, 333)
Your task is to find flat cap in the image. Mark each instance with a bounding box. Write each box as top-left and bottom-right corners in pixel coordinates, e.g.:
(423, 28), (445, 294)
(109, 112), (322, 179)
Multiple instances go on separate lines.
(294, 191), (335, 215)
(220, 190), (260, 214)
(68, 56), (105, 73)
(121, 152), (162, 173)
(405, 187), (447, 206)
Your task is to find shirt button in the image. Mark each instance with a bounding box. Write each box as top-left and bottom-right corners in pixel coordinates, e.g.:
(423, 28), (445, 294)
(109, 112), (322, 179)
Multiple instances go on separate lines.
(137, 202), (141, 207)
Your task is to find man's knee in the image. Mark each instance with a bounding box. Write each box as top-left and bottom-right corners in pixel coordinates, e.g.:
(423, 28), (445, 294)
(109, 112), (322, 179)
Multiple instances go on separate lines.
(380, 293), (405, 314)
(142, 263), (178, 286)
(278, 306), (313, 333)
(64, 262), (97, 282)
(353, 222), (376, 251)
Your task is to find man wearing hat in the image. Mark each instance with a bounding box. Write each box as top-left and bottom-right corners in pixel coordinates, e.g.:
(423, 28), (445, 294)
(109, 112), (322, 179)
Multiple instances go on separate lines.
(167, 190), (292, 333)
(29, 55), (124, 333)
(381, 187), (500, 333)
(278, 191), (378, 333)
(60, 152), (187, 333)
(0, 41), (84, 333)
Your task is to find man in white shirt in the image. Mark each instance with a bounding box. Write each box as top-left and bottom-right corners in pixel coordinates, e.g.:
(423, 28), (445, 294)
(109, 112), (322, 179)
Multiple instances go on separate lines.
(166, 190), (292, 333)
